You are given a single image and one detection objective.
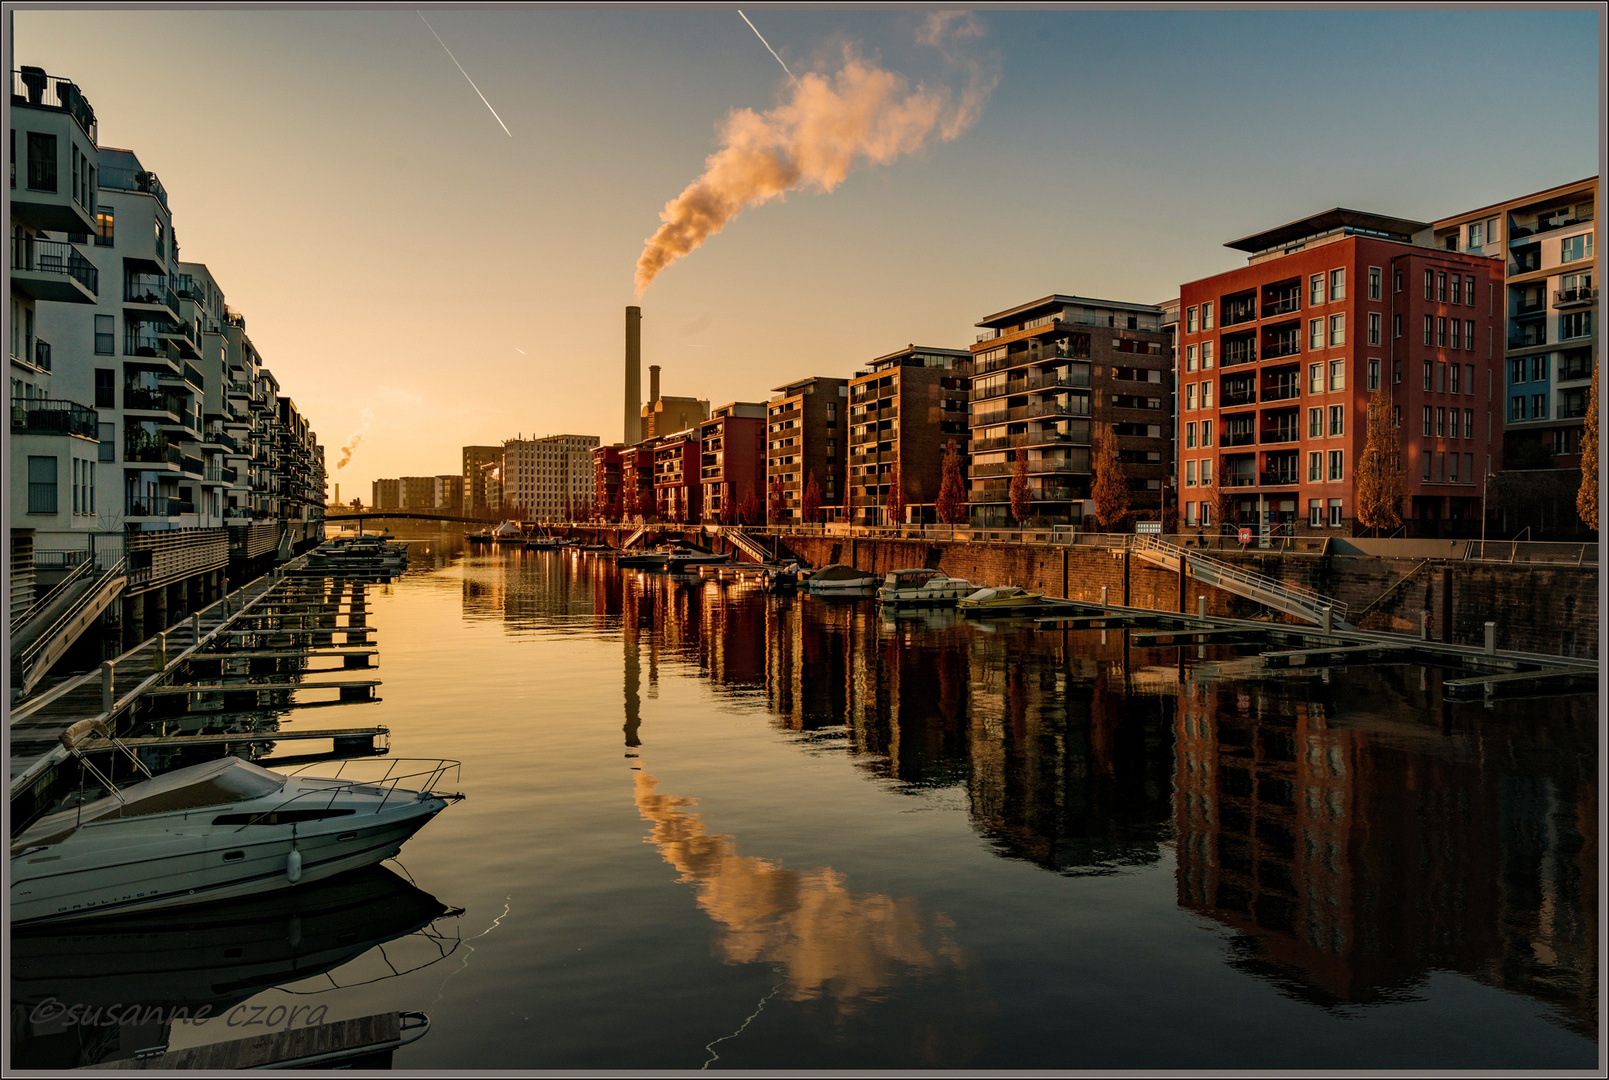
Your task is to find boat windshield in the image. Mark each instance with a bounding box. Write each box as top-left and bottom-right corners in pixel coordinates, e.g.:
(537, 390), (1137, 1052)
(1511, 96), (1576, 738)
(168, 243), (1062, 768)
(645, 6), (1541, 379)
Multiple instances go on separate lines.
(885, 569), (934, 587)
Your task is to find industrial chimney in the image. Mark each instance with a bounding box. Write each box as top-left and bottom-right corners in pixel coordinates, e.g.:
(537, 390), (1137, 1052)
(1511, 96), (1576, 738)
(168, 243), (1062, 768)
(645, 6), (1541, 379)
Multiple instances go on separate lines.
(624, 306), (642, 444)
(649, 364), (661, 406)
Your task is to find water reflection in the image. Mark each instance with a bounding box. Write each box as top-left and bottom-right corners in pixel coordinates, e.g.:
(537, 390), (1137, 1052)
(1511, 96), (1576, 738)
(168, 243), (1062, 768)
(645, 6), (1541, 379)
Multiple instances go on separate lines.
(11, 866), (461, 1068)
(633, 770), (962, 1011)
(447, 542), (1596, 1040)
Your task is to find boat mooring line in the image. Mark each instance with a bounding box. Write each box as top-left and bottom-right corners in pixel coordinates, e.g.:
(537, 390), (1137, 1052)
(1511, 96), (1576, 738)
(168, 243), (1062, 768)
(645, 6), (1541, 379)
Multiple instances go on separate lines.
(701, 965), (786, 1070)
(431, 899), (511, 1007)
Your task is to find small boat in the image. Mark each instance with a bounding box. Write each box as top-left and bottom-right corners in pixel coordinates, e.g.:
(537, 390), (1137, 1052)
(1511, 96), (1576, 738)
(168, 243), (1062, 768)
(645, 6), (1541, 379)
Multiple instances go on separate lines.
(10, 722), (463, 926)
(665, 546), (730, 572)
(760, 563), (799, 592)
(617, 549), (671, 570)
(956, 585), (1047, 614)
(805, 563), (878, 593)
(525, 535), (561, 550)
(490, 522), (525, 544)
(877, 568), (976, 606)
(465, 529), (494, 546)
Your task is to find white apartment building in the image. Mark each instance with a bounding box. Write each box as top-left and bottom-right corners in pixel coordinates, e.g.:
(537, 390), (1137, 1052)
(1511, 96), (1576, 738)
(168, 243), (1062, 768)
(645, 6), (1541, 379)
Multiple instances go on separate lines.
(501, 434), (600, 520)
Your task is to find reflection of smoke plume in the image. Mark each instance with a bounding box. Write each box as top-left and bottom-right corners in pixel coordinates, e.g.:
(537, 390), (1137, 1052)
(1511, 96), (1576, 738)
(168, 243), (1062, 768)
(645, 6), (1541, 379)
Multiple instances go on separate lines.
(633, 20), (996, 297)
(634, 771), (962, 1009)
(335, 409), (374, 471)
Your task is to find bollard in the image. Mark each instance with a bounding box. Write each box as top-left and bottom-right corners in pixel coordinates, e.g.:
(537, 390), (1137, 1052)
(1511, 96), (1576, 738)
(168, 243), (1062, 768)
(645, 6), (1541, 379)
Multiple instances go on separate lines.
(1197, 596), (1206, 620)
(101, 662), (114, 714)
(1101, 585), (1109, 608)
(193, 612), (202, 646)
(153, 631), (167, 670)
(1484, 621), (1496, 655)
(1320, 605), (1333, 633)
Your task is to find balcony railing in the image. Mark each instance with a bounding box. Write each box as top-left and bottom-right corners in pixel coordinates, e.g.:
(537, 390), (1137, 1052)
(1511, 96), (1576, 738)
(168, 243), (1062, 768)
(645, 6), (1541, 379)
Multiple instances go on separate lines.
(1222, 431), (1256, 447)
(181, 454), (204, 475)
(1509, 329), (1548, 349)
(1262, 383), (1300, 402)
(1556, 287), (1598, 307)
(1222, 474), (1257, 487)
(1222, 345), (1257, 367)
(1262, 294), (1300, 317)
(124, 437), (183, 465)
(12, 68), (97, 141)
(1260, 470), (1300, 486)
(11, 396), (97, 438)
(124, 277), (178, 312)
(1263, 339), (1301, 360)
(1260, 429), (1300, 444)
(122, 385), (184, 415)
(1513, 298), (1547, 316)
(11, 236), (99, 295)
(1221, 304), (1257, 327)
(1559, 403), (1589, 420)
(1221, 389), (1256, 407)
(124, 330), (179, 362)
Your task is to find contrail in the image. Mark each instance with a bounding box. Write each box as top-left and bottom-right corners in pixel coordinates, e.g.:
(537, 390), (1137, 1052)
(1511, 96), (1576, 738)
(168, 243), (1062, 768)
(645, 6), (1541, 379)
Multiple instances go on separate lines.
(737, 10), (798, 86)
(418, 11), (512, 137)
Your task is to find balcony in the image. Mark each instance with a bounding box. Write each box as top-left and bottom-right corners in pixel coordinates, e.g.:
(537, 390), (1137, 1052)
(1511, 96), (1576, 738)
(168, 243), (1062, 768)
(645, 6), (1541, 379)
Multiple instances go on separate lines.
(1221, 388), (1257, 407)
(1221, 301), (1258, 327)
(1263, 336), (1301, 360)
(1509, 327), (1548, 349)
(1556, 287), (1598, 309)
(124, 275), (179, 314)
(12, 67), (97, 141)
(1262, 293), (1301, 318)
(1513, 297), (1548, 317)
(1261, 382), (1300, 403)
(1260, 426), (1300, 445)
(122, 384), (183, 417)
(1222, 340), (1257, 367)
(11, 396), (97, 438)
(1222, 473), (1257, 488)
(1222, 430), (1256, 448)
(10, 236), (98, 302)
(971, 370), (1090, 401)
(1510, 211), (1592, 240)
(1259, 469), (1300, 486)
(124, 329), (180, 364)
(124, 435), (182, 466)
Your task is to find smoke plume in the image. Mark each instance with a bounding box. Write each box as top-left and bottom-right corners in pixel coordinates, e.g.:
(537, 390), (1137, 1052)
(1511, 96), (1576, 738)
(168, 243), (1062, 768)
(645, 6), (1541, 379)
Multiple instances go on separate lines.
(634, 20), (996, 297)
(335, 408), (374, 471)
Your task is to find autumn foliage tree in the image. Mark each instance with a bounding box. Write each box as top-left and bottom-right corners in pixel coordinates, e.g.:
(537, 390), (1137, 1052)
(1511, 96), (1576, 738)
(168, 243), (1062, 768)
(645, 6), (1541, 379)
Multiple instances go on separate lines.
(802, 472), (822, 524)
(884, 465), (905, 526)
(936, 439), (967, 525)
(1577, 359), (1599, 530)
(1008, 447), (1031, 525)
(768, 474), (787, 525)
(1090, 425), (1129, 531)
(1354, 386), (1404, 536)
(738, 487), (762, 526)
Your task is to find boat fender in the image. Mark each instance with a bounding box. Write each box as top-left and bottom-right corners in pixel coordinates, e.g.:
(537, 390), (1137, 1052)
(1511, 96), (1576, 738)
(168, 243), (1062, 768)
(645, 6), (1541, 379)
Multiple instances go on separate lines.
(286, 848), (302, 883)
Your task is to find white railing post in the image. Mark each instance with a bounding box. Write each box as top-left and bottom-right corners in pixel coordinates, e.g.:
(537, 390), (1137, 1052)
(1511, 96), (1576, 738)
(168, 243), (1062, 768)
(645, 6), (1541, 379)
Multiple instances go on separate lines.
(101, 661), (114, 713)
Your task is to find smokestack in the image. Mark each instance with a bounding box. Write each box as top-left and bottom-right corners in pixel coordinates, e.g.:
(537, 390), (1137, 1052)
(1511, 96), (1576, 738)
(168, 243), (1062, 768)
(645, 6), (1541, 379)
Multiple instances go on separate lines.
(334, 483), (340, 505)
(650, 365), (661, 405)
(625, 306), (642, 444)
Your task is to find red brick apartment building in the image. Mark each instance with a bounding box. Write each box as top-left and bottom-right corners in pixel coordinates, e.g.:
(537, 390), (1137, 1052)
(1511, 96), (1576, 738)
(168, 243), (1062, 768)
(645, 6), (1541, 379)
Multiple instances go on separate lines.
(767, 376), (848, 524)
(653, 429), (700, 523)
(1178, 209), (1503, 536)
(592, 444), (622, 518)
(616, 442), (656, 520)
(698, 402), (766, 523)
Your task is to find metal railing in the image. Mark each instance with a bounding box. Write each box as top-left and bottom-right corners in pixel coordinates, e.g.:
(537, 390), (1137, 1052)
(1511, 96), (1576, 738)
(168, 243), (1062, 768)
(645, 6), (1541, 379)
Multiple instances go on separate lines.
(11, 396), (97, 438)
(9, 554), (95, 635)
(11, 236), (99, 295)
(1555, 287), (1598, 306)
(15, 557), (126, 694)
(1262, 295), (1300, 317)
(1129, 532), (1347, 623)
(12, 68), (97, 141)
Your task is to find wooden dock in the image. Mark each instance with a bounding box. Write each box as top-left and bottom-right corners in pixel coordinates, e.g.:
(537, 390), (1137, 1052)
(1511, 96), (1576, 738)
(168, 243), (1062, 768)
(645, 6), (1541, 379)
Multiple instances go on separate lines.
(85, 1011), (428, 1070)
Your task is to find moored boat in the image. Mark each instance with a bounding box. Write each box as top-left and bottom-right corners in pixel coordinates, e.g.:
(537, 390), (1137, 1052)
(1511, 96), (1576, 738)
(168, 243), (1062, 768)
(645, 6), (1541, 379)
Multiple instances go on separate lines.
(956, 585), (1047, 613)
(805, 563), (878, 593)
(877, 568), (976, 606)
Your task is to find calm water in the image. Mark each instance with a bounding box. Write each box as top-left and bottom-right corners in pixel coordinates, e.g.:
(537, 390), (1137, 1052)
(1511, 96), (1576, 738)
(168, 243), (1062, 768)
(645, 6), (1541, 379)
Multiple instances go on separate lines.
(14, 527), (1599, 1069)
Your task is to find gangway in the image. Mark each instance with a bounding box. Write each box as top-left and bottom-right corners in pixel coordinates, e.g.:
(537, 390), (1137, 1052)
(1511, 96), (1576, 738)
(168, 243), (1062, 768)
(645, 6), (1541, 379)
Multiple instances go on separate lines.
(621, 526), (653, 550)
(10, 558), (128, 699)
(724, 529), (772, 564)
(1128, 534), (1350, 628)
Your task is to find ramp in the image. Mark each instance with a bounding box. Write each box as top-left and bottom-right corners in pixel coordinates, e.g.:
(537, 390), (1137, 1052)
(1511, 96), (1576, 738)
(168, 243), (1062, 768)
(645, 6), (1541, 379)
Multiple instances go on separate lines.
(1129, 534), (1349, 628)
(725, 529), (772, 564)
(11, 558), (127, 698)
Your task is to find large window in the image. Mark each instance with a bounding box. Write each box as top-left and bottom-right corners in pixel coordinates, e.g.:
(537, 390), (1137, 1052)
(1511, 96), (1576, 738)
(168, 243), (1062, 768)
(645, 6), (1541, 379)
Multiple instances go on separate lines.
(94, 367), (115, 407)
(1309, 318), (1323, 351)
(27, 455), (57, 513)
(1465, 319), (1475, 351)
(1367, 358), (1380, 390)
(1368, 267), (1381, 300)
(1328, 451), (1344, 481)
(1201, 302), (1214, 330)
(1451, 274), (1462, 305)
(1308, 452), (1322, 482)
(1329, 268), (1345, 301)
(1309, 363), (1324, 394)
(1368, 312), (1381, 345)
(1329, 405), (1344, 436)
(94, 315), (114, 356)
(1328, 360), (1345, 391)
(1329, 314), (1345, 347)
(1561, 234), (1593, 263)
(1310, 274), (1324, 306)
(1328, 499), (1343, 527)
(1308, 407), (1323, 439)
(95, 206), (114, 246)
(1186, 306), (1198, 334)
(98, 421), (115, 462)
(26, 132), (57, 192)
(1562, 311), (1592, 340)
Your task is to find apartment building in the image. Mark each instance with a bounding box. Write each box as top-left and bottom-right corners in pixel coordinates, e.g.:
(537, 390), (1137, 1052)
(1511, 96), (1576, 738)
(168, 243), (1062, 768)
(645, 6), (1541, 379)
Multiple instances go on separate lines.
(697, 402), (765, 523)
(766, 376), (848, 524)
(500, 433), (600, 521)
(461, 445), (501, 518)
(618, 441), (656, 520)
(1424, 177), (1597, 468)
(969, 296), (1170, 527)
(653, 429), (700, 523)
(847, 346), (970, 526)
(371, 478), (400, 511)
(399, 475), (437, 510)
(1177, 208), (1503, 536)
(435, 473), (463, 514)
(592, 444), (623, 518)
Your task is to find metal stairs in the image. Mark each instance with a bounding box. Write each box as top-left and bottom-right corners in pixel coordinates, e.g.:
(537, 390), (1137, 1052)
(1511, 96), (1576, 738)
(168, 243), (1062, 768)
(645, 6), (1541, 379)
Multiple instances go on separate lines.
(1129, 534), (1350, 628)
(10, 557), (128, 698)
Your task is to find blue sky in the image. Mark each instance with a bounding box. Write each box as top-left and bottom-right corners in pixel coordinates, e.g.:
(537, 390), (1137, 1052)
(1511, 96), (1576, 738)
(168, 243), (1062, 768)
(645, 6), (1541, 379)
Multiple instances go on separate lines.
(15, 7), (1601, 489)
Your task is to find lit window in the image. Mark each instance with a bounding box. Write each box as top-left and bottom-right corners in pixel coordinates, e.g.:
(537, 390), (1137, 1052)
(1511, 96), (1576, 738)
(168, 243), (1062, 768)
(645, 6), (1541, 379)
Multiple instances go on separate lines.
(1309, 499), (1323, 526)
(1328, 498), (1343, 526)
(1310, 274), (1324, 306)
(1309, 363), (1324, 394)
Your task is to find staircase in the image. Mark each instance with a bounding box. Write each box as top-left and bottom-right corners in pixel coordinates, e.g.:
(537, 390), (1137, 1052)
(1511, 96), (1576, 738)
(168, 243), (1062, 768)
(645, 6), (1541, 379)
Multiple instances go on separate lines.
(1129, 534), (1349, 628)
(10, 557), (128, 698)
(724, 529), (772, 564)
(621, 526), (650, 550)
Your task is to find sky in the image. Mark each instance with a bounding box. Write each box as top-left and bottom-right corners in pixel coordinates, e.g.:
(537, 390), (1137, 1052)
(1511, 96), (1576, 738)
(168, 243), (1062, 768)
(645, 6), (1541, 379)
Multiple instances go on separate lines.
(13, 7), (1602, 497)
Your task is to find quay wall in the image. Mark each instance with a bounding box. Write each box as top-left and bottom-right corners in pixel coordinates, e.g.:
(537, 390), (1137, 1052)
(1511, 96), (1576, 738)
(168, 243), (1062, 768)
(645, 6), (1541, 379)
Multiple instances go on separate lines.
(581, 527), (1597, 659)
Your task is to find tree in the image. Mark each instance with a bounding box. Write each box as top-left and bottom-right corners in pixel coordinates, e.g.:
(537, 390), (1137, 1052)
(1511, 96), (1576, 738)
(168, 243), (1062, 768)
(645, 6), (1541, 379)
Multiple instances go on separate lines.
(1206, 484), (1233, 535)
(1355, 386), (1405, 535)
(1008, 447), (1031, 525)
(884, 465), (905, 526)
(739, 487), (762, 527)
(936, 440), (967, 525)
(802, 472), (822, 524)
(1577, 358), (1599, 530)
(719, 488), (736, 526)
(1090, 425), (1129, 531)
(768, 474), (787, 525)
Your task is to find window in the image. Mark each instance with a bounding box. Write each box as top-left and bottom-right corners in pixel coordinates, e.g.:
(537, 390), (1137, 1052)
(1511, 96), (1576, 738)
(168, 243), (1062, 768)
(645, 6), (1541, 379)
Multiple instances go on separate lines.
(1450, 320), (1461, 351)
(1186, 344), (1197, 371)
(1368, 267), (1381, 300)
(1437, 362), (1447, 393)
(1465, 364), (1474, 395)
(94, 206), (114, 246)
(1328, 451), (1343, 481)
(1200, 458), (1212, 486)
(1186, 306), (1198, 334)
(1185, 421), (1197, 448)
(1437, 272), (1447, 302)
(1185, 384), (1196, 410)
(1186, 460), (1197, 486)
(1368, 312), (1381, 345)
(1393, 358), (1402, 384)
(1464, 409), (1473, 439)
(1394, 269), (1403, 293)
(1328, 360), (1345, 391)
(1448, 453), (1459, 483)
(1563, 311), (1592, 340)
(1436, 407), (1445, 437)
(1437, 452), (1446, 482)
(1464, 319), (1475, 350)
(1185, 501), (1197, 526)
(1393, 406), (1401, 427)
(1531, 355), (1548, 382)
(1200, 501), (1212, 526)
(1422, 406), (1433, 435)
(1393, 314), (1402, 339)
(98, 422), (114, 462)
(1511, 358), (1526, 384)
(1329, 405), (1344, 436)
(1465, 275), (1476, 305)
(1422, 448), (1433, 480)
(27, 456), (57, 513)
(1309, 499), (1323, 526)
(94, 368), (114, 407)
(1201, 420), (1213, 447)
(1308, 452), (1322, 482)
(1201, 302), (1213, 329)
(1328, 499), (1343, 527)
(1469, 221), (1483, 248)
(90, 313), (116, 356)
(1509, 396), (1525, 421)
(1201, 381), (1213, 408)
(1451, 275), (1462, 305)
(1309, 318), (1324, 351)
(72, 459), (80, 515)
(1308, 407), (1323, 438)
(1450, 364), (1460, 394)
(1329, 268), (1345, 301)
(26, 132), (57, 192)
(1309, 363), (1324, 394)
(1531, 394), (1547, 419)
(1367, 358), (1380, 390)
(1329, 314), (1344, 347)
(1202, 341), (1213, 368)
(1423, 315), (1433, 346)
(1423, 270), (1434, 300)
(1464, 452), (1474, 483)
(1436, 317), (1446, 347)
(1310, 274), (1324, 306)
(1561, 234), (1592, 263)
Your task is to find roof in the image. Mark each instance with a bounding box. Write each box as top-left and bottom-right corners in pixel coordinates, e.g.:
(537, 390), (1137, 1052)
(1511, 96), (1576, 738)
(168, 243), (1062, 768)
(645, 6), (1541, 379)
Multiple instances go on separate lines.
(771, 375), (846, 394)
(1223, 208), (1428, 253)
(868, 344), (971, 365)
(976, 294), (1163, 328)
(1428, 176), (1598, 228)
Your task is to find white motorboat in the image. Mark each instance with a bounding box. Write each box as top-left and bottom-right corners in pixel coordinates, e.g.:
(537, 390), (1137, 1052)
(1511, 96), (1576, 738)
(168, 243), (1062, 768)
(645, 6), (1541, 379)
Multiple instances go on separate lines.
(665, 546), (730, 572)
(877, 568), (976, 606)
(956, 585), (1047, 614)
(804, 563), (879, 593)
(10, 722), (462, 926)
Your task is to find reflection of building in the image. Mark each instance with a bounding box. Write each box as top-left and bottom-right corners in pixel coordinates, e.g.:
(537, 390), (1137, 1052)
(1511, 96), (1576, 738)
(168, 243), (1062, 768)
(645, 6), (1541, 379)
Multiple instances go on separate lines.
(1173, 674), (1596, 1034)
